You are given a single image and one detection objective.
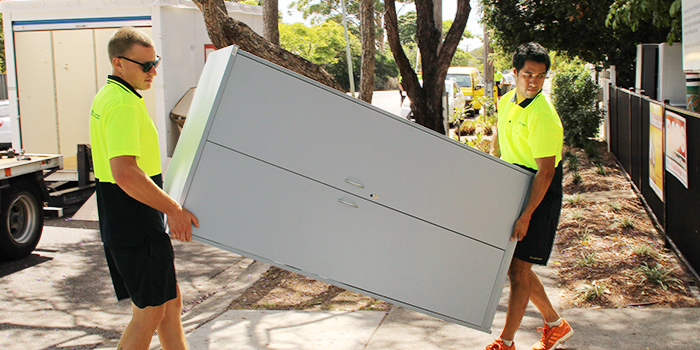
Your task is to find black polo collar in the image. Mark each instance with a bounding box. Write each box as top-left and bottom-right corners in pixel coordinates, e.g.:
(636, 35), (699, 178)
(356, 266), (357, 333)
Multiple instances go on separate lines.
(510, 90), (542, 108)
(107, 75), (142, 99)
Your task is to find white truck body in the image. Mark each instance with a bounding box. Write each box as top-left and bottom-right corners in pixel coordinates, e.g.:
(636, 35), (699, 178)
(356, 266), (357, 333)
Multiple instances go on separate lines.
(1, 0), (263, 174)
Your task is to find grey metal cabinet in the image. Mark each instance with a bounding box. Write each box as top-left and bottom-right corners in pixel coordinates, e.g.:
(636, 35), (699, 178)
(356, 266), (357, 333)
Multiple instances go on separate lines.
(165, 46), (534, 332)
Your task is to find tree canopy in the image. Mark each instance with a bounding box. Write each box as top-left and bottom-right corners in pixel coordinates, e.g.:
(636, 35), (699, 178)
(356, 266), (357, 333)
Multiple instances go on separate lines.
(480, 0), (669, 87)
(606, 0), (682, 43)
(279, 22), (351, 64)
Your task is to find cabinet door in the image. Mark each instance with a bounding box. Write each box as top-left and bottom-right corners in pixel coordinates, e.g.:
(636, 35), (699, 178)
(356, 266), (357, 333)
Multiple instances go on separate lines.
(184, 141), (508, 330)
(204, 53), (530, 248)
(14, 31), (59, 153)
(53, 30), (96, 155)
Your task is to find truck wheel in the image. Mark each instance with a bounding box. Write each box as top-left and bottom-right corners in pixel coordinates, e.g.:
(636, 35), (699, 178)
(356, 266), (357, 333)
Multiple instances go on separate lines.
(0, 182), (44, 260)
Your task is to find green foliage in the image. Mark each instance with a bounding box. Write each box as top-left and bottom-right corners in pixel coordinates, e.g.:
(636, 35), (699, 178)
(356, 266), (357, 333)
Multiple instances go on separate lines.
(632, 244), (657, 260)
(552, 62), (604, 148)
(280, 22), (351, 65)
(450, 49), (477, 67)
(567, 154), (579, 171)
(398, 11), (418, 46)
(565, 193), (582, 205)
(575, 252), (597, 267)
(577, 227), (592, 243)
(607, 201), (621, 211)
(480, 0), (670, 87)
(323, 41), (398, 91)
(569, 209), (585, 221)
(572, 170), (582, 184)
(635, 263), (683, 290)
(596, 163), (607, 175)
(615, 215), (637, 229)
(575, 281), (608, 301)
(606, 0), (681, 43)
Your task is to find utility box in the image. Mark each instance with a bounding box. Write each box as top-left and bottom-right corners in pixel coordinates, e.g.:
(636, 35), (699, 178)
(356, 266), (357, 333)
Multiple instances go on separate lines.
(635, 43), (686, 106)
(1, 0), (263, 173)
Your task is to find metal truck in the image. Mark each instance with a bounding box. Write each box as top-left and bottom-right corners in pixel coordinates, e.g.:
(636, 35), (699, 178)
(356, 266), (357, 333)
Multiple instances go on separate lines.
(0, 150), (62, 260)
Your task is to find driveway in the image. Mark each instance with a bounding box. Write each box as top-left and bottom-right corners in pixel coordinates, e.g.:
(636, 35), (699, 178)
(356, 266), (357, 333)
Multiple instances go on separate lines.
(0, 224), (252, 350)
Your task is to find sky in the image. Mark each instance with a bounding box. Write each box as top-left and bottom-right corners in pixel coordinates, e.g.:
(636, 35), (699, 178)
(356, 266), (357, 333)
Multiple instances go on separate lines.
(276, 0), (485, 51)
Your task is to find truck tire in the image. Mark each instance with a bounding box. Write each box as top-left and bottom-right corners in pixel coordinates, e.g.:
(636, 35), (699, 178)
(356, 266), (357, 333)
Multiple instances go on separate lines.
(0, 182), (44, 260)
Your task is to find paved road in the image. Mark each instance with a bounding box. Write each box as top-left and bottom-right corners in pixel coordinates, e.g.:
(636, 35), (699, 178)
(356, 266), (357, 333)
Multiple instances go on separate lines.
(370, 90), (402, 117)
(0, 225), (253, 350)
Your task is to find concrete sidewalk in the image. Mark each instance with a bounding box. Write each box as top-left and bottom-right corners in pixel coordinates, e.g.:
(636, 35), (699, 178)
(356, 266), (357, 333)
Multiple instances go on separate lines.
(131, 260), (700, 350)
(180, 307), (700, 350)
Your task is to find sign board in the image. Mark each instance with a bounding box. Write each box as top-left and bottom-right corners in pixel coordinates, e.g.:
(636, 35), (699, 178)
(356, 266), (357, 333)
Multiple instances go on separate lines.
(683, 0), (700, 71)
(165, 46), (533, 333)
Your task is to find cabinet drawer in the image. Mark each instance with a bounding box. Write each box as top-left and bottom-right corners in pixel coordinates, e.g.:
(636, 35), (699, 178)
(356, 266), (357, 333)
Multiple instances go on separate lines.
(184, 141), (508, 328)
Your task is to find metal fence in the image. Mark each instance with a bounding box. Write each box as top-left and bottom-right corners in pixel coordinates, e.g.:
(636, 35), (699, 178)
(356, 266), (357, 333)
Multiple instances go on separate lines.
(609, 86), (699, 274)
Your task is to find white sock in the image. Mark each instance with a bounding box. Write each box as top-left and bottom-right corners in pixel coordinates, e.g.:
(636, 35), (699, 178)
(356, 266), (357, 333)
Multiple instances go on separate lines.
(500, 338), (513, 346)
(547, 318), (563, 328)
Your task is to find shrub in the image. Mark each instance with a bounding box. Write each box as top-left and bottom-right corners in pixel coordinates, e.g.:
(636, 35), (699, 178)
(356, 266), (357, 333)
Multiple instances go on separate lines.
(552, 61), (605, 148)
(635, 263), (683, 290)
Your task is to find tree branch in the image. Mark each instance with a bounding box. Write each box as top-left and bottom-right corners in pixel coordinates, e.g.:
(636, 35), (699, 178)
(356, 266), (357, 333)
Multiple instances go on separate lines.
(192, 0), (344, 92)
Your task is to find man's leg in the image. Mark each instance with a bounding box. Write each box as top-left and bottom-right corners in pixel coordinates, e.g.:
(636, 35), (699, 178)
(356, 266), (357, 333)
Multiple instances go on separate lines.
(500, 258), (562, 341)
(118, 302), (166, 350)
(156, 284), (188, 350)
(527, 268), (560, 323)
(499, 257), (533, 342)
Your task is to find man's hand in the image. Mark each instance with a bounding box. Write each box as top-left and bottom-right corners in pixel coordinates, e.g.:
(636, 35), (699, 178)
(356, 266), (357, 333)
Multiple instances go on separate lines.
(511, 214), (531, 241)
(167, 207), (199, 242)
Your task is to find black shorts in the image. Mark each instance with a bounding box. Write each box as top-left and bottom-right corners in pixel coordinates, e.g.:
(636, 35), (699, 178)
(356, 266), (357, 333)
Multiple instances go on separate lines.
(513, 210), (560, 265)
(104, 239), (178, 308)
(513, 163), (563, 265)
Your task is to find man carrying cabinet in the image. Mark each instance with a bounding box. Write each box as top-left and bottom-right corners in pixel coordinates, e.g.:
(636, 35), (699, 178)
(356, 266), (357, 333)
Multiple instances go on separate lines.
(486, 43), (573, 350)
(90, 27), (199, 350)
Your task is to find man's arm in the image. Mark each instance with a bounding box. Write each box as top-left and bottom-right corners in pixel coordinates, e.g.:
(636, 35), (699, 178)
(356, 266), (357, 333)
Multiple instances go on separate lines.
(110, 155), (199, 242)
(511, 156), (556, 241)
(490, 126), (501, 158)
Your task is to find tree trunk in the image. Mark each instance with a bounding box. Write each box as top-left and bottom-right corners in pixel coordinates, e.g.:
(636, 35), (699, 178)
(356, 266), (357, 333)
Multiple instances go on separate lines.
(359, 0), (376, 103)
(263, 0), (280, 46)
(384, 0), (471, 134)
(192, 0), (344, 92)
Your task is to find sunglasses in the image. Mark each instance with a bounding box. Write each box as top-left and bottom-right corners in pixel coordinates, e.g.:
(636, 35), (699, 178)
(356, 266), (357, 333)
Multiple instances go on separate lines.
(119, 55), (161, 72)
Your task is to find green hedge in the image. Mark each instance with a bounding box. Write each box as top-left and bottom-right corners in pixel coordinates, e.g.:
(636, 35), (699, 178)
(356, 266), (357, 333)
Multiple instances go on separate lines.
(552, 62), (604, 148)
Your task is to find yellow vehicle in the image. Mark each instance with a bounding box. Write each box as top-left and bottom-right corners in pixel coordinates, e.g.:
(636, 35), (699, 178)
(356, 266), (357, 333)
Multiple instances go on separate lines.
(446, 67), (498, 113)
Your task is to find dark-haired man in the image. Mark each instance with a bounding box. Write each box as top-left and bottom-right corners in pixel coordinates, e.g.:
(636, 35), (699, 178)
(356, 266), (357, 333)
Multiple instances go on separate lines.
(90, 27), (199, 350)
(486, 42), (573, 350)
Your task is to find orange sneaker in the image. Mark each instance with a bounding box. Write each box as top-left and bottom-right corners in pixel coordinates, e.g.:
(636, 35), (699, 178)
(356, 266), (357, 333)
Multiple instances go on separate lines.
(485, 338), (515, 350)
(532, 318), (574, 350)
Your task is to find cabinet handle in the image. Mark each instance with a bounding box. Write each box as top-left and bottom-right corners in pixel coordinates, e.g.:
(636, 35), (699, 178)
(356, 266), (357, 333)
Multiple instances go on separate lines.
(344, 179), (365, 189)
(338, 199), (358, 208)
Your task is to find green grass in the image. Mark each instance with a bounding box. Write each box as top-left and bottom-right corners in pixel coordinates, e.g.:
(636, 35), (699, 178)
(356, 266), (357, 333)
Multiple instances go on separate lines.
(575, 252), (597, 267)
(572, 170), (582, 184)
(615, 216), (636, 229)
(595, 163), (607, 175)
(568, 155), (579, 171)
(635, 263), (683, 290)
(564, 194), (583, 204)
(575, 281), (607, 302)
(569, 209), (585, 221)
(632, 244), (657, 260)
(577, 227), (593, 243)
(607, 201), (621, 211)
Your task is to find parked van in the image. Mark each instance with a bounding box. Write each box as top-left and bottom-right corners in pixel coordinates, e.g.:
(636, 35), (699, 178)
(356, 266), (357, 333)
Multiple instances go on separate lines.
(446, 67), (498, 112)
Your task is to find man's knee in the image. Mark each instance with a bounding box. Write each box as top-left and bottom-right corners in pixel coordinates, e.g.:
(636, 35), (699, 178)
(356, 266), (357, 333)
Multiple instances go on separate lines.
(508, 257), (533, 282)
(133, 303), (167, 328)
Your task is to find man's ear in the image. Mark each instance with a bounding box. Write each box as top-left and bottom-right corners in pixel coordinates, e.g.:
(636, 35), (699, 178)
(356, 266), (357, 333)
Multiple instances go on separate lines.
(112, 57), (123, 71)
